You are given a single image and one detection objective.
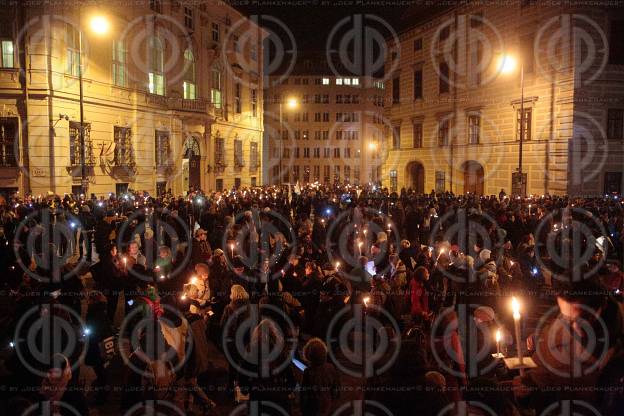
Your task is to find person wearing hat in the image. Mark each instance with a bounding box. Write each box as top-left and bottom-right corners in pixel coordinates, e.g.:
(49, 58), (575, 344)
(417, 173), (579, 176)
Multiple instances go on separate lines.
(191, 228), (212, 267)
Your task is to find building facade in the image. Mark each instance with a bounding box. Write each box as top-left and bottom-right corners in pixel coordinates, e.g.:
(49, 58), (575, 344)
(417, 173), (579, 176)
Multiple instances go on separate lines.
(264, 57), (385, 185)
(0, 0), (265, 197)
(382, 2), (624, 196)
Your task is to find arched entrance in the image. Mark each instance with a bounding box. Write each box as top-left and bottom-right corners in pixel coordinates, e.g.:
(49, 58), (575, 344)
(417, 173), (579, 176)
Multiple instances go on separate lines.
(462, 160), (484, 195)
(405, 161), (425, 194)
(182, 137), (201, 191)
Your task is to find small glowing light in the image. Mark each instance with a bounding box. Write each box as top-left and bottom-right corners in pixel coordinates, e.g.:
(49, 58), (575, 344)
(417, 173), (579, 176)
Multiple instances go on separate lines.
(181, 294), (187, 300)
(83, 327), (91, 336)
(510, 260), (514, 266)
(532, 267), (538, 276)
(70, 222), (76, 228)
(335, 261), (340, 269)
(286, 97), (298, 109)
(511, 297), (521, 320)
(9, 342), (14, 348)
(127, 299), (134, 306)
(495, 329), (502, 343)
(363, 296), (370, 307)
(190, 276), (198, 284)
(499, 54), (517, 74)
(159, 275), (165, 280)
(90, 15), (110, 35)
(98, 202), (104, 207)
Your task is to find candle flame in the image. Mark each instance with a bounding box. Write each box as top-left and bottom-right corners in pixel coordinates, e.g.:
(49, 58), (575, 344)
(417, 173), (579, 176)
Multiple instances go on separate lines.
(512, 297), (521, 319)
(363, 296), (370, 307)
(496, 329), (502, 342)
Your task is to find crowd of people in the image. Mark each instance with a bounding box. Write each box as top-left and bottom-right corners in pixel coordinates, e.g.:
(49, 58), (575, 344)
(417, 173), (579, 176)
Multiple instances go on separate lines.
(0, 184), (623, 415)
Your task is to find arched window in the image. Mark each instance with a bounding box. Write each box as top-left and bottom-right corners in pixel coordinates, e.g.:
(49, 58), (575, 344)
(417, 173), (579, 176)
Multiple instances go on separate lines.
(148, 36), (165, 95)
(183, 48), (196, 99)
(211, 67), (222, 109)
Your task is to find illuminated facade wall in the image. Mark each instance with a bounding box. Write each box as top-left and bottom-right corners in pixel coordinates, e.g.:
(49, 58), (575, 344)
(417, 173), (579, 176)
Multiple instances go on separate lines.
(0, 1), (265, 196)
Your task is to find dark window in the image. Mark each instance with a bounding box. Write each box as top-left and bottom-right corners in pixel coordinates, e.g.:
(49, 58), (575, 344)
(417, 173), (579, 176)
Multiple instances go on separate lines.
(234, 83), (241, 113)
(250, 142), (259, 170)
(390, 170), (397, 191)
(604, 172), (622, 194)
(392, 125), (400, 149)
(215, 137), (225, 165)
(440, 26), (450, 41)
(438, 119), (450, 146)
(412, 122), (423, 148)
(113, 126), (133, 167)
(155, 130), (170, 166)
(251, 89), (257, 117)
(516, 108), (532, 141)
(149, 0), (162, 13)
(607, 109), (624, 139)
(413, 69), (423, 100)
(468, 114), (481, 144)
(184, 7), (194, 30)
(439, 62), (450, 94)
(234, 139), (244, 167)
(392, 76), (400, 104)
(435, 171), (445, 193)
(610, 21), (624, 64)
(115, 183), (128, 195)
(251, 177), (257, 187)
(413, 38), (422, 51)
(69, 122), (94, 166)
(0, 118), (17, 167)
(215, 178), (223, 191)
(234, 177), (241, 189)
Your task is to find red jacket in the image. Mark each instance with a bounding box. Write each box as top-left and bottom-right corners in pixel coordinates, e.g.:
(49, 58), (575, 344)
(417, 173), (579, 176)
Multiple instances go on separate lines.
(408, 278), (429, 316)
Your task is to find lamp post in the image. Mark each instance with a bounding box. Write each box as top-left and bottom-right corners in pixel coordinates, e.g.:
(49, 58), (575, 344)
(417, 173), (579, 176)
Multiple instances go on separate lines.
(278, 97), (298, 186)
(78, 14), (110, 195)
(500, 54), (526, 196)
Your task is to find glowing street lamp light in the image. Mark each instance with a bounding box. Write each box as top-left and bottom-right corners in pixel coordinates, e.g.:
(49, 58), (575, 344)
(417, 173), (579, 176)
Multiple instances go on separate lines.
(498, 54), (517, 74)
(90, 15), (110, 35)
(278, 97), (299, 185)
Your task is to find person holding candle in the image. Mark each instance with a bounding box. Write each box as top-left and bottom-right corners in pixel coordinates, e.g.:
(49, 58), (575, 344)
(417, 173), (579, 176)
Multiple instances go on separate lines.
(512, 279), (624, 415)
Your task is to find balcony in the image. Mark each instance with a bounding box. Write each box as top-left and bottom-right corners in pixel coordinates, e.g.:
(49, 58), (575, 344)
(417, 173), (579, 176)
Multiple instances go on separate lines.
(168, 97), (210, 113)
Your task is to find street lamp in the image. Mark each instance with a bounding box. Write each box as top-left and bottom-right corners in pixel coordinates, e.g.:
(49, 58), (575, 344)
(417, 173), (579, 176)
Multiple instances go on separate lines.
(500, 53), (526, 196)
(78, 14), (110, 195)
(278, 97), (298, 185)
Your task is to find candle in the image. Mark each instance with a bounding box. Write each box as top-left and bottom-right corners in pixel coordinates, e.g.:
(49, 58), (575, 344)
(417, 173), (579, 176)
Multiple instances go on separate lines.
(511, 297), (524, 367)
(229, 243), (234, 258)
(496, 329), (502, 357)
(528, 204), (531, 215)
(190, 276), (198, 284)
(363, 296), (370, 308)
(358, 241), (363, 256)
(335, 261), (340, 271)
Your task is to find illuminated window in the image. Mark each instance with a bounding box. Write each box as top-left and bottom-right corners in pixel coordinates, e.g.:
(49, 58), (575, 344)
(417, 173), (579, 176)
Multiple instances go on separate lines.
(112, 40), (126, 87)
(1, 40), (14, 68)
(211, 68), (222, 108)
(322, 78), (329, 85)
(336, 78), (343, 85)
(65, 24), (80, 76)
(148, 37), (165, 95)
(183, 49), (196, 99)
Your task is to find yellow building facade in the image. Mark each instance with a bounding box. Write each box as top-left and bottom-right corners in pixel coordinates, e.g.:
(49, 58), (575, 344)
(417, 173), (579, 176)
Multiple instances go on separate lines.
(382, 3), (624, 196)
(0, 1), (265, 197)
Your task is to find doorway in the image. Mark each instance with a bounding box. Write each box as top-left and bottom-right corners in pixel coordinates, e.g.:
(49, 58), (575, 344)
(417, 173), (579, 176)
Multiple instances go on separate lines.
(183, 137), (201, 192)
(405, 161), (425, 194)
(462, 160), (484, 195)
